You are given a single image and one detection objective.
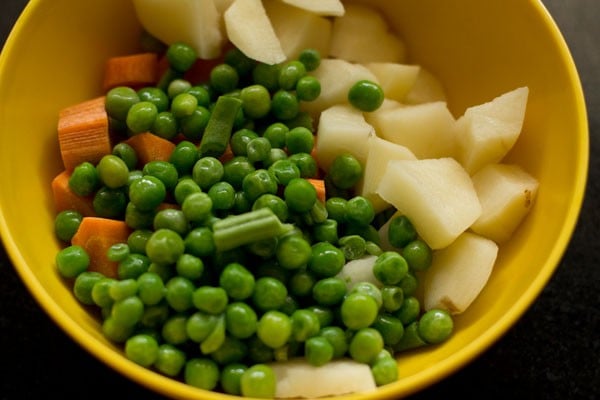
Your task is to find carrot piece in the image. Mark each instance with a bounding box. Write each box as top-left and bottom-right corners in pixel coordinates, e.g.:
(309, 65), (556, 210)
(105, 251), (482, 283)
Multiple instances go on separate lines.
(103, 52), (159, 91)
(71, 217), (131, 279)
(51, 170), (96, 217)
(124, 132), (176, 166)
(57, 96), (112, 171)
(307, 178), (326, 203)
(218, 144), (235, 164)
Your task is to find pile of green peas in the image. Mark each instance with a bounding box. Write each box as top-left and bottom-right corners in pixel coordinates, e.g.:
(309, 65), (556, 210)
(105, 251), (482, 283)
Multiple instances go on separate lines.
(54, 40), (453, 398)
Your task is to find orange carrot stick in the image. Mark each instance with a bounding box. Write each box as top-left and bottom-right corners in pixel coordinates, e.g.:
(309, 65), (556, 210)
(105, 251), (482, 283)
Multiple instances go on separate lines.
(103, 52), (159, 91)
(124, 132), (176, 166)
(51, 170), (96, 217)
(57, 96), (112, 171)
(307, 178), (326, 203)
(71, 217), (131, 279)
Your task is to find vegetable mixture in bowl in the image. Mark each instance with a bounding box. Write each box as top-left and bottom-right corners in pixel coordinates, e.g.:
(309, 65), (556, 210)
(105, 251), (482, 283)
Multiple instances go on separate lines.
(0, 0), (587, 399)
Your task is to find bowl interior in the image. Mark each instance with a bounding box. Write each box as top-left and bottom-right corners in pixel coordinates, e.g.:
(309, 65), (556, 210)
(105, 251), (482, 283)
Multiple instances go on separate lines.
(0, 0), (587, 399)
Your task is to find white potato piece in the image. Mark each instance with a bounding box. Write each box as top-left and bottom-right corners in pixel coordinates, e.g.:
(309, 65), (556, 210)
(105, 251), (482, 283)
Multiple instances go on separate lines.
(132, 0), (224, 59)
(423, 232), (498, 314)
(403, 67), (447, 104)
(301, 58), (378, 115)
(377, 210), (401, 252)
(455, 86), (529, 174)
(376, 158), (482, 250)
(315, 104), (374, 172)
(213, 0), (234, 13)
(366, 63), (420, 102)
(366, 101), (458, 159)
(224, 0), (286, 65)
(264, 0), (332, 61)
(279, 0), (345, 16)
(335, 255), (380, 289)
(269, 358), (377, 398)
(357, 136), (417, 213)
(329, 3), (406, 63)
(470, 163), (539, 243)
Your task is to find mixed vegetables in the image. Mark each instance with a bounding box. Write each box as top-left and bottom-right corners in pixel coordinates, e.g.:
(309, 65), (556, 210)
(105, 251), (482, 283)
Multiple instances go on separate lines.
(51, 1), (539, 398)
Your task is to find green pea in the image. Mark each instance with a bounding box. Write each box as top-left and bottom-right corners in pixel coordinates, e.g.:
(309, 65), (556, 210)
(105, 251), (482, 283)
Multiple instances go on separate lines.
(223, 156), (256, 189)
(394, 296), (421, 325)
(143, 160), (179, 192)
(278, 60), (306, 90)
(175, 253), (204, 280)
(137, 86), (169, 112)
(307, 305), (334, 328)
(151, 111), (178, 140)
(233, 191), (252, 214)
(252, 63), (281, 91)
(125, 334), (159, 367)
(211, 337), (248, 366)
(185, 358), (220, 390)
(271, 90), (299, 120)
(180, 106), (211, 141)
(171, 92), (198, 118)
(102, 316), (134, 343)
(73, 271), (104, 305)
(54, 210), (83, 242)
(153, 208), (189, 236)
(312, 277), (347, 306)
(186, 85), (212, 107)
(285, 126), (314, 155)
(129, 175), (166, 212)
(184, 227), (216, 258)
(312, 219), (339, 244)
(287, 152), (318, 178)
(192, 156), (224, 190)
(112, 142), (138, 171)
(186, 311), (218, 343)
(165, 276), (195, 312)
(146, 229), (185, 266)
(136, 271), (165, 306)
(220, 363), (248, 395)
(308, 242), (345, 278)
(319, 326), (348, 359)
(111, 295), (144, 327)
(167, 41), (197, 72)
(240, 364), (276, 399)
(126, 101), (158, 133)
(92, 278), (116, 308)
(252, 277), (288, 312)
(349, 327), (384, 364)
(345, 196), (375, 227)
(242, 169), (278, 203)
(398, 271), (419, 297)
(290, 308), (320, 342)
(263, 148), (288, 168)
(162, 314), (189, 345)
(381, 285), (404, 313)
(257, 310), (292, 349)
(394, 321), (427, 352)
(402, 239), (433, 271)
(372, 314), (405, 346)
(210, 63), (239, 94)
(328, 153), (363, 190)
(350, 281), (383, 308)
(240, 84), (271, 119)
(208, 181), (236, 211)
(181, 192), (212, 224)
(276, 234), (312, 270)
(252, 194), (289, 222)
(105, 86), (140, 121)
(127, 229), (152, 255)
(288, 269), (316, 297)
(225, 302), (257, 339)
(371, 350), (399, 386)
(69, 161), (100, 196)
(56, 245), (90, 278)
(219, 262), (255, 301)
(118, 253), (150, 280)
(124, 201), (153, 230)
(298, 48), (321, 71)
(155, 344), (187, 377)
(418, 309), (454, 344)
(338, 234), (367, 261)
(373, 251), (409, 285)
(296, 75), (321, 102)
(284, 178), (317, 213)
(246, 137), (272, 164)
(341, 292), (379, 330)
(173, 178), (201, 206)
(387, 215), (418, 248)
(305, 336), (334, 366)
(263, 122), (289, 149)
(348, 80), (384, 112)
(93, 187), (127, 218)
(192, 286), (228, 314)
(325, 197), (347, 223)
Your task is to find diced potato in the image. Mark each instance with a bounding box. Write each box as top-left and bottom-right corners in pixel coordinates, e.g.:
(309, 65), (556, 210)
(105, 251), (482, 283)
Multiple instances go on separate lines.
(279, 0), (345, 16)
(132, 0), (224, 59)
(301, 58), (378, 116)
(224, 0), (286, 65)
(315, 104), (375, 172)
(269, 358), (377, 398)
(470, 163), (539, 243)
(376, 158), (482, 250)
(357, 136), (417, 213)
(366, 101), (458, 159)
(329, 3), (406, 63)
(403, 67), (447, 104)
(455, 86), (529, 174)
(423, 232), (498, 314)
(335, 255), (380, 289)
(264, 0), (332, 61)
(366, 63), (420, 102)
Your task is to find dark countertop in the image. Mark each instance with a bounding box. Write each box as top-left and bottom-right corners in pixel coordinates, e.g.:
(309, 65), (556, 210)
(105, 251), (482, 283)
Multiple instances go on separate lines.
(1, 1), (598, 399)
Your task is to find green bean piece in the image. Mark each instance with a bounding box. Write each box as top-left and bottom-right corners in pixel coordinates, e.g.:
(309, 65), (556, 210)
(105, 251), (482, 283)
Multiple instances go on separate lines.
(199, 95), (243, 157)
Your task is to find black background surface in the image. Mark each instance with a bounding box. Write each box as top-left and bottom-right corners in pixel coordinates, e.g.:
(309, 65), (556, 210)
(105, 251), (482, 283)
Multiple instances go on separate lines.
(1, 1), (598, 399)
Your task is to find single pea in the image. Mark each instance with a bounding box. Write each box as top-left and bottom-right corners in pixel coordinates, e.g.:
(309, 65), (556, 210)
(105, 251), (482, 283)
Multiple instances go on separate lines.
(388, 215), (418, 248)
(101, 316), (134, 343)
(287, 152), (318, 178)
(142, 161), (178, 193)
(366, 241), (383, 256)
(167, 41), (197, 72)
(328, 153), (363, 190)
(125, 333), (159, 367)
(402, 239), (433, 271)
(381, 285), (404, 313)
(181, 192), (213, 223)
(348, 80), (384, 112)
(418, 309), (454, 344)
(305, 336), (334, 367)
(373, 251), (409, 285)
(341, 292), (379, 330)
(225, 302), (258, 339)
(350, 281), (383, 308)
(345, 196), (375, 227)
(192, 286), (228, 314)
(284, 178), (317, 213)
(186, 311), (218, 343)
(56, 245), (89, 278)
(240, 84), (271, 119)
(307, 305), (334, 328)
(262, 122), (289, 149)
(156, 66), (183, 93)
(211, 337), (248, 366)
(276, 234), (312, 270)
(136, 271), (165, 306)
(171, 92), (198, 118)
(312, 277), (347, 306)
(176, 253), (204, 280)
(296, 75), (321, 102)
(168, 78), (192, 98)
(349, 327), (384, 364)
(162, 314), (189, 345)
(127, 229), (152, 255)
(246, 336), (275, 364)
(290, 308), (321, 343)
(69, 161), (100, 196)
(111, 295), (144, 327)
(165, 276), (195, 312)
(288, 269), (316, 297)
(129, 175), (167, 212)
(96, 155), (130, 189)
(257, 310), (292, 349)
(54, 210), (83, 242)
(325, 197), (347, 223)
(242, 169), (278, 203)
(93, 187), (127, 219)
(146, 228), (185, 266)
(137, 86), (169, 112)
(372, 313), (405, 346)
(246, 137), (272, 164)
(180, 106), (211, 141)
(371, 350), (399, 386)
(220, 363), (247, 395)
(208, 181), (236, 211)
(155, 344), (187, 377)
(271, 90), (299, 121)
(105, 86), (140, 121)
(219, 262), (255, 301)
(117, 253), (150, 280)
(151, 111), (178, 140)
(252, 193), (289, 223)
(192, 156), (224, 190)
(278, 61), (306, 90)
(252, 63), (281, 91)
(222, 156), (255, 190)
(210, 63), (239, 94)
(169, 141), (198, 177)
(73, 271), (104, 305)
(185, 358), (220, 390)
(285, 126), (314, 155)
(124, 201), (154, 230)
(139, 303), (169, 329)
(308, 242), (345, 278)
(319, 326), (348, 359)
(112, 142), (138, 171)
(394, 321), (427, 352)
(252, 277), (288, 312)
(338, 235), (367, 261)
(127, 169), (144, 187)
(173, 178), (202, 205)
(398, 271), (419, 297)
(91, 278), (116, 308)
(230, 128), (258, 156)
(184, 227), (216, 258)
(298, 48), (321, 71)
(126, 101), (158, 133)
(394, 296), (421, 325)
(186, 85), (212, 108)
(153, 208), (189, 236)
(224, 46), (256, 77)
(240, 364), (276, 399)
(262, 148), (286, 169)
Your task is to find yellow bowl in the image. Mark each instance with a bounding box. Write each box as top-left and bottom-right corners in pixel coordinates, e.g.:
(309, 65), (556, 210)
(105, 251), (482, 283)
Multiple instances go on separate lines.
(0, 0), (588, 399)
